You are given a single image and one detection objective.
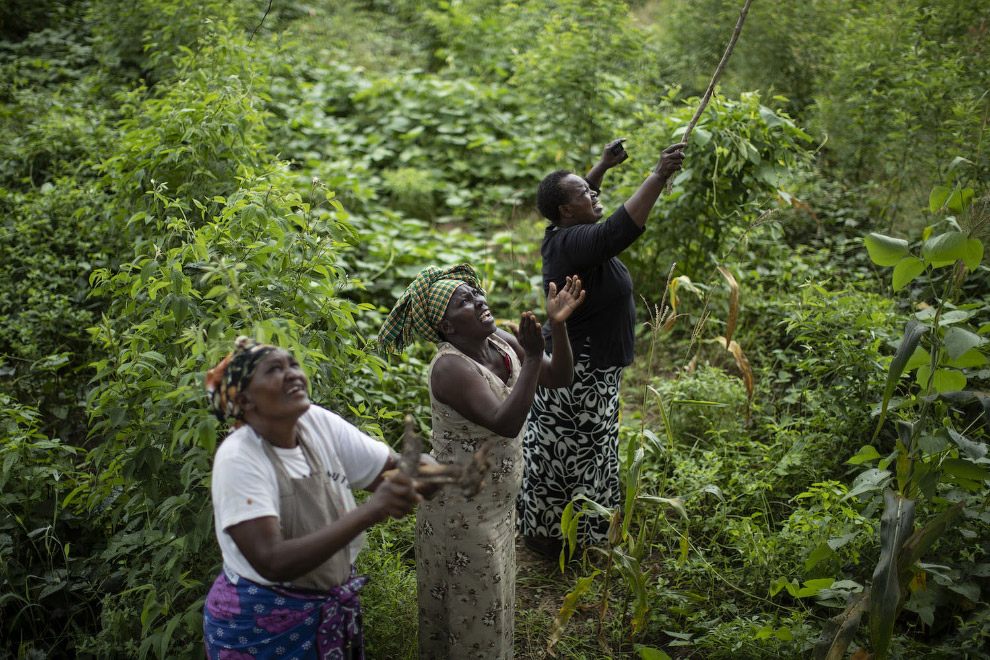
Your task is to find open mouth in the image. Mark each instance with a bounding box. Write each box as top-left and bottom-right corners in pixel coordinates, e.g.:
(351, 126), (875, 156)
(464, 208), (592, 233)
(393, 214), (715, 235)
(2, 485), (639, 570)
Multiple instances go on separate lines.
(286, 383), (306, 395)
(479, 309), (494, 323)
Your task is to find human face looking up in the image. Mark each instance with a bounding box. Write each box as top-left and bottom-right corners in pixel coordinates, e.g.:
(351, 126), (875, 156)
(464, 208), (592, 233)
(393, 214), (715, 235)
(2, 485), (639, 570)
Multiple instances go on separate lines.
(559, 173), (604, 227)
(440, 283), (497, 339)
(240, 348), (311, 422)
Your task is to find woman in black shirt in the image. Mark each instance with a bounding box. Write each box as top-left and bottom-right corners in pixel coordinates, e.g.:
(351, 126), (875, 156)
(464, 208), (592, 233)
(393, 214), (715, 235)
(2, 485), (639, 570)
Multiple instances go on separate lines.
(518, 140), (686, 557)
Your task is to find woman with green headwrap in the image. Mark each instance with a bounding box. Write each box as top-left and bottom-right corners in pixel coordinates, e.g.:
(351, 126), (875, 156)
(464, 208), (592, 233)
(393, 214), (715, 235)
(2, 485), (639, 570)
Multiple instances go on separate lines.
(379, 264), (584, 659)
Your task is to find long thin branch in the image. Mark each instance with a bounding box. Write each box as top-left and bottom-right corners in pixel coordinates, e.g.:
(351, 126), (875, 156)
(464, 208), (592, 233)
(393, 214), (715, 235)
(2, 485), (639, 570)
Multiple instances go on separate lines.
(250, 0), (274, 42)
(667, 0), (754, 193)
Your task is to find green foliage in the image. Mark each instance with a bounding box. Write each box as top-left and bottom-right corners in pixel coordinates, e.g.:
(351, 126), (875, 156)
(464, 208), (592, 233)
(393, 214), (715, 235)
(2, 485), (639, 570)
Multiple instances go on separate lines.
(616, 91), (813, 285)
(3, 0), (989, 658)
(813, 0), (990, 224)
(647, 365), (747, 445)
(656, 0), (841, 115)
(0, 396), (93, 658)
(507, 0), (647, 155)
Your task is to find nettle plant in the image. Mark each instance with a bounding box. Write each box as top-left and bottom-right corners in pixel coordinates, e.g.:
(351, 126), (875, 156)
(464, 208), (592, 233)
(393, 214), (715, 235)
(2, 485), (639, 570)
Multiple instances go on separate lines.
(815, 184), (989, 660)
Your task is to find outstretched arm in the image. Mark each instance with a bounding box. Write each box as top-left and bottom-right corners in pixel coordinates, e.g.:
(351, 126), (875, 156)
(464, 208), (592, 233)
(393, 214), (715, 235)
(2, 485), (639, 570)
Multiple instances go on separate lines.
(623, 142), (686, 228)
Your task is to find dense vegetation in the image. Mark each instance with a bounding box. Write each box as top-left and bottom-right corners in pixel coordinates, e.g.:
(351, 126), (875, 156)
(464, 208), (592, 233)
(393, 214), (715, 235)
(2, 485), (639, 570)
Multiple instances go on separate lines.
(1, 0), (987, 658)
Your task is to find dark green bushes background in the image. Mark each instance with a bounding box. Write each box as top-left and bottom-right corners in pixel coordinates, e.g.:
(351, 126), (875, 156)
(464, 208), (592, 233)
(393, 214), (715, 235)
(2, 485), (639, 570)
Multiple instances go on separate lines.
(1, 0), (987, 658)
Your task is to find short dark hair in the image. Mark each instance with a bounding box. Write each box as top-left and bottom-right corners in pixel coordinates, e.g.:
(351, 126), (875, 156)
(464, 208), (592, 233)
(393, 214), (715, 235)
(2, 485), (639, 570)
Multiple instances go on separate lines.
(536, 169), (574, 224)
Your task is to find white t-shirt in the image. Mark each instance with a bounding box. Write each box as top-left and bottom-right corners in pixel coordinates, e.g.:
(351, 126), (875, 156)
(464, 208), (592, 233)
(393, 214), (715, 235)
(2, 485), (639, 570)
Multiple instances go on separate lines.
(211, 405), (390, 585)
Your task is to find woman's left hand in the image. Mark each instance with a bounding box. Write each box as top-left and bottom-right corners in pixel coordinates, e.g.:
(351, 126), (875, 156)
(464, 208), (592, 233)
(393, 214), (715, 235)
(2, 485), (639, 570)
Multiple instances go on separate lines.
(546, 275), (586, 325)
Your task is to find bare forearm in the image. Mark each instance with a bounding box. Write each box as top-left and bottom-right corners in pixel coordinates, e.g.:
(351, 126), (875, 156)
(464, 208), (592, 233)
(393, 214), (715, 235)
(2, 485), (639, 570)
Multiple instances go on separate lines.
(486, 356), (543, 437)
(249, 505), (381, 582)
(623, 172), (668, 228)
(541, 322), (574, 387)
(585, 162), (609, 191)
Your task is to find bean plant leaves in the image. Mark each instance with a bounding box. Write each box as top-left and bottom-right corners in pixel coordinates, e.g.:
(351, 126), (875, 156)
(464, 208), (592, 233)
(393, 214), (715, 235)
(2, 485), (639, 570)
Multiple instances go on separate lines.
(929, 186), (951, 212)
(947, 428), (988, 461)
(963, 238), (984, 270)
(916, 365), (966, 393)
(843, 468), (893, 501)
(634, 645), (673, 660)
(864, 233), (909, 266)
(922, 231), (969, 267)
(943, 326), (986, 359)
(846, 445), (882, 465)
(891, 256), (925, 291)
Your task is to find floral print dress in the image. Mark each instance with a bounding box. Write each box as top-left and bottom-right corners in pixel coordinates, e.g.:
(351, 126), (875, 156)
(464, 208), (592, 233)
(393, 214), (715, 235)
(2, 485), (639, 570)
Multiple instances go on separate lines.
(416, 336), (523, 660)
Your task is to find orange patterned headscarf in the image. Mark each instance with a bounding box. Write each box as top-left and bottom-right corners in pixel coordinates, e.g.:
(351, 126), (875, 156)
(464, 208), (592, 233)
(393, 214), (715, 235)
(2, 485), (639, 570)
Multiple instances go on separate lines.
(205, 336), (276, 424)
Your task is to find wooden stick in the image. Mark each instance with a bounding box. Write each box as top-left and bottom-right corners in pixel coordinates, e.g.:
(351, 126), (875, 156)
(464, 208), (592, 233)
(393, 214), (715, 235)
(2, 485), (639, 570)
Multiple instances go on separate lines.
(666, 0), (754, 194)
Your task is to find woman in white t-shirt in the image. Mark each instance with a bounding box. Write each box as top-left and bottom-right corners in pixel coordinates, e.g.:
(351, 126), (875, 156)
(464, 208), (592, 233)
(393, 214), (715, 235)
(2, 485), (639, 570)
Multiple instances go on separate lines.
(202, 337), (425, 660)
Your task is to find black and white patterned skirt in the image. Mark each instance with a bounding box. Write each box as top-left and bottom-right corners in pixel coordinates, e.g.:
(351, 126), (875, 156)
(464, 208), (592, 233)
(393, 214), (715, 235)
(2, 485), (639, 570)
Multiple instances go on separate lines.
(517, 352), (623, 544)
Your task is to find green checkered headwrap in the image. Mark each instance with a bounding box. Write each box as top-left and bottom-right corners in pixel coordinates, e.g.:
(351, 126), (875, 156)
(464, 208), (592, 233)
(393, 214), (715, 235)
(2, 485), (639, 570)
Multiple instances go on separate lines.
(378, 264), (484, 354)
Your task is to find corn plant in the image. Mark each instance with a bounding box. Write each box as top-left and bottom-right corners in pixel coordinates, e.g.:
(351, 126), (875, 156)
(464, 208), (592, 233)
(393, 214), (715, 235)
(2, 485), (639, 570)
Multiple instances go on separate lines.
(816, 183), (989, 660)
(548, 261), (754, 657)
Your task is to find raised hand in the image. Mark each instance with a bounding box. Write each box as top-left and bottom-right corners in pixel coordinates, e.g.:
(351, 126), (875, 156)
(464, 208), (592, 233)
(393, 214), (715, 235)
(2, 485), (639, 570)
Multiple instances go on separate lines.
(654, 142), (687, 184)
(599, 138), (629, 168)
(546, 275), (586, 325)
(510, 310), (545, 359)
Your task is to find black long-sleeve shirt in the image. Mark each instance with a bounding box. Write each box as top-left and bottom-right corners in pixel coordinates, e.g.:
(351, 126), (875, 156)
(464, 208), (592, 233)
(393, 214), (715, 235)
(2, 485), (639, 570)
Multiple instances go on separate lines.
(540, 203), (644, 367)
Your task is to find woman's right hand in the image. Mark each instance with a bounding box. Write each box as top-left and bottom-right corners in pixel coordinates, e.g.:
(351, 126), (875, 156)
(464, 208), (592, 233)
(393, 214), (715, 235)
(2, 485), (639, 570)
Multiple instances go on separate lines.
(653, 142), (687, 183)
(509, 311), (545, 360)
(367, 472), (421, 522)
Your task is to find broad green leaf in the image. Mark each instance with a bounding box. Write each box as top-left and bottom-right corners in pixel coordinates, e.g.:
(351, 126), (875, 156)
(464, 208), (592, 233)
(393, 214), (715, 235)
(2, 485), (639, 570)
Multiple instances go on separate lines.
(918, 429), (950, 454)
(770, 576), (794, 597)
(634, 645), (673, 660)
(904, 346), (930, 372)
(759, 106), (784, 127)
(929, 185), (951, 212)
(865, 233), (909, 266)
(843, 468), (892, 501)
(944, 326), (986, 360)
(870, 490), (916, 660)
(947, 428), (988, 461)
(892, 256), (925, 291)
(941, 458), (990, 483)
(875, 320), (927, 436)
(944, 348), (986, 368)
(807, 542), (836, 570)
(797, 578), (835, 597)
(930, 368), (966, 393)
(946, 188), (975, 213)
(947, 582), (980, 603)
(691, 127), (712, 146)
(847, 445), (882, 465)
(963, 238), (984, 271)
(922, 231), (969, 267)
